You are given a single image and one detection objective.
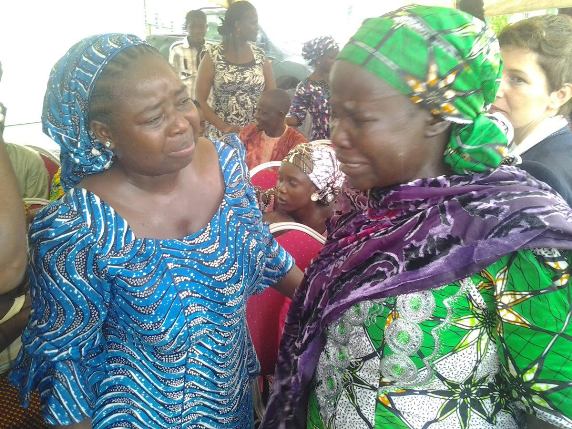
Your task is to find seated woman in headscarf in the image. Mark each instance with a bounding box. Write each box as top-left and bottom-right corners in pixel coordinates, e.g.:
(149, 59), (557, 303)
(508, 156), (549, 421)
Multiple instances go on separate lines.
(9, 34), (302, 429)
(263, 141), (344, 235)
(262, 6), (572, 429)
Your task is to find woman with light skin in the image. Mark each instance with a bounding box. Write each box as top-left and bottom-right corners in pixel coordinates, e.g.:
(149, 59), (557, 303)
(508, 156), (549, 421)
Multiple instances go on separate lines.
(196, 1), (275, 140)
(493, 14), (572, 205)
(9, 34), (301, 429)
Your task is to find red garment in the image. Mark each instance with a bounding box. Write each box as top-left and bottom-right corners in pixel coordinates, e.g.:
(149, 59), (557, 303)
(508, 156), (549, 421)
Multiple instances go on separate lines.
(240, 124), (307, 170)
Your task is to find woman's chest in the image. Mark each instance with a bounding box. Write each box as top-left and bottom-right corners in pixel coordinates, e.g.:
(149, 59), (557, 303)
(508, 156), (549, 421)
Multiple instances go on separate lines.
(214, 62), (264, 90)
(102, 212), (269, 347)
(319, 281), (499, 394)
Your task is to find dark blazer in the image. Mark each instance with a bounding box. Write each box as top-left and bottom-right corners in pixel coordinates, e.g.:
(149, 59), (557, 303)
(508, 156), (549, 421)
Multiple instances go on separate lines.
(521, 126), (572, 207)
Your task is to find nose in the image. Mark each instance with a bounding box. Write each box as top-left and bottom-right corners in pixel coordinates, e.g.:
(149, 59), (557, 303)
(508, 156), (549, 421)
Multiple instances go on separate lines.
(170, 109), (191, 135)
(276, 179), (287, 194)
(330, 117), (350, 150)
(496, 74), (508, 98)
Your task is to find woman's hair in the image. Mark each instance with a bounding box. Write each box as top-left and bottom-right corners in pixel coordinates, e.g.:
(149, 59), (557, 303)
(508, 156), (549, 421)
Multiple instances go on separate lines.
(217, 1), (256, 39)
(88, 44), (161, 125)
(499, 14), (572, 115)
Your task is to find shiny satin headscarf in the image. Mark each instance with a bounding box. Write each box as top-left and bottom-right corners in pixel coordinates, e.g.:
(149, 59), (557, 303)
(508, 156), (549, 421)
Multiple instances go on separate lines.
(42, 33), (148, 190)
(282, 140), (345, 204)
(337, 5), (508, 174)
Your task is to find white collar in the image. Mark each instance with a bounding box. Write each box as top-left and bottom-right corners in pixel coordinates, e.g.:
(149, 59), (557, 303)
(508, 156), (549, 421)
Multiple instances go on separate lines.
(511, 116), (569, 156)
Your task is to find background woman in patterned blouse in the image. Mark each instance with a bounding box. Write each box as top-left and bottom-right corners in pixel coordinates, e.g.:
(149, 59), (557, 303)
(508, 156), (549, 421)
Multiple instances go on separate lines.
(10, 33), (301, 428)
(286, 36), (339, 141)
(263, 6), (572, 429)
(196, 1), (275, 141)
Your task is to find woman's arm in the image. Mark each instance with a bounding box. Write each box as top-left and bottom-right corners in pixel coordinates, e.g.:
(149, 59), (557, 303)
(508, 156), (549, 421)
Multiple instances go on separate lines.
(494, 249), (572, 427)
(262, 60), (276, 91)
(196, 52), (238, 134)
(0, 140), (27, 293)
(286, 82), (310, 128)
(11, 194), (111, 426)
(271, 265), (303, 298)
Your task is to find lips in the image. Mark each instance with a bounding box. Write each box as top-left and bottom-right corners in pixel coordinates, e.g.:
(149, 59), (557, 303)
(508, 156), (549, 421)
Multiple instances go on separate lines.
(490, 105), (508, 115)
(339, 160), (362, 168)
(337, 157), (363, 169)
(168, 139), (195, 158)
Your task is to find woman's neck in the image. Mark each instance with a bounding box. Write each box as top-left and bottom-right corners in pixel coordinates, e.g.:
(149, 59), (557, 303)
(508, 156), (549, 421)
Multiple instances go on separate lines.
(224, 37), (249, 54)
(115, 164), (190, 195)
(309, 69), (328, 82)
(264, 122), (286, 138)
(290, 204), (331, 234)
(514, 117), (550, 146)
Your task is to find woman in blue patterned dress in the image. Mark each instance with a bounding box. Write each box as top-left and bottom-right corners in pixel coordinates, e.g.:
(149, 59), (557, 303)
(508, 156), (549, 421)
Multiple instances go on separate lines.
(10, 34), (301, 428)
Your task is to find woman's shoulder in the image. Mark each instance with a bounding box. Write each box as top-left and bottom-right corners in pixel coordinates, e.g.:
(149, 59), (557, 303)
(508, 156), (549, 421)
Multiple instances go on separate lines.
(250, 43), (266, 63)
(208, 43), (224, 61)
(209, 134), (249, 178)
(30, 188), (118, 246)
(487, 247), (571, 292)
(295, 78), (325, 95)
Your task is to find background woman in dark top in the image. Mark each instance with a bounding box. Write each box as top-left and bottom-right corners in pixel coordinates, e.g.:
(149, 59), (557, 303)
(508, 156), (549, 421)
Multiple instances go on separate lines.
(494, 14), (572, 205)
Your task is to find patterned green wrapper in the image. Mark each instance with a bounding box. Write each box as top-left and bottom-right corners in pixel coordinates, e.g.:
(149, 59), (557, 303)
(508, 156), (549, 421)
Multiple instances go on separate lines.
(337, 5), (508, 174)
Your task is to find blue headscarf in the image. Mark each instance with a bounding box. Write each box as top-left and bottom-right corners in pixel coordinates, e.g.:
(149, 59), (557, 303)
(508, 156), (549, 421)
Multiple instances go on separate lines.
(42, 33), (148, 190)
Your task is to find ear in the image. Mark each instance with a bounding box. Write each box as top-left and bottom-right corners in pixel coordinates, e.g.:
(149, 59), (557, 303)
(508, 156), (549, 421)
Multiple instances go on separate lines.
(425, 115), (451, 138)
(549, 83), (572, 113)
(90, 120), (114, 149)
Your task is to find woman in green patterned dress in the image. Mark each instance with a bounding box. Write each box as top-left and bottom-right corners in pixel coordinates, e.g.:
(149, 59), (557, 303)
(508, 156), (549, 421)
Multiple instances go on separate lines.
(262, 5), (572, 429)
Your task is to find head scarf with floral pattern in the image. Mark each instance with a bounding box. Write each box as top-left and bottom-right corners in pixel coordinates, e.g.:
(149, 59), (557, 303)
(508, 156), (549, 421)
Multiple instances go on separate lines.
(282, 140), (345, 204)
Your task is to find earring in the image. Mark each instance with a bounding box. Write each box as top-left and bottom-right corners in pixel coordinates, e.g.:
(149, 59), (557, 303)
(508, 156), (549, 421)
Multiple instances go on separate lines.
(311, 192), (320, 202)
(104, 141), (112, 148)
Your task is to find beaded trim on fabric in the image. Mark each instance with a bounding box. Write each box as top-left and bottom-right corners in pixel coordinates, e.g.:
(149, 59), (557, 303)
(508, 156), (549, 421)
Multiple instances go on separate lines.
(316, 300), (385, 419)
(315, 278), (474, 420)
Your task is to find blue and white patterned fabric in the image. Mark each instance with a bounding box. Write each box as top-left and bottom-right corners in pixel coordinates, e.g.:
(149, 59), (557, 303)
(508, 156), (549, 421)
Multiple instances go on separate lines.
(10, 136), (293, 428)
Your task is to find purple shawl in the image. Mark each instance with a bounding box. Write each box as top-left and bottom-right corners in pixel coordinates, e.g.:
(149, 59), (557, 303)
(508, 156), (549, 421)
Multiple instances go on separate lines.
(261, 166), (572, 428)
